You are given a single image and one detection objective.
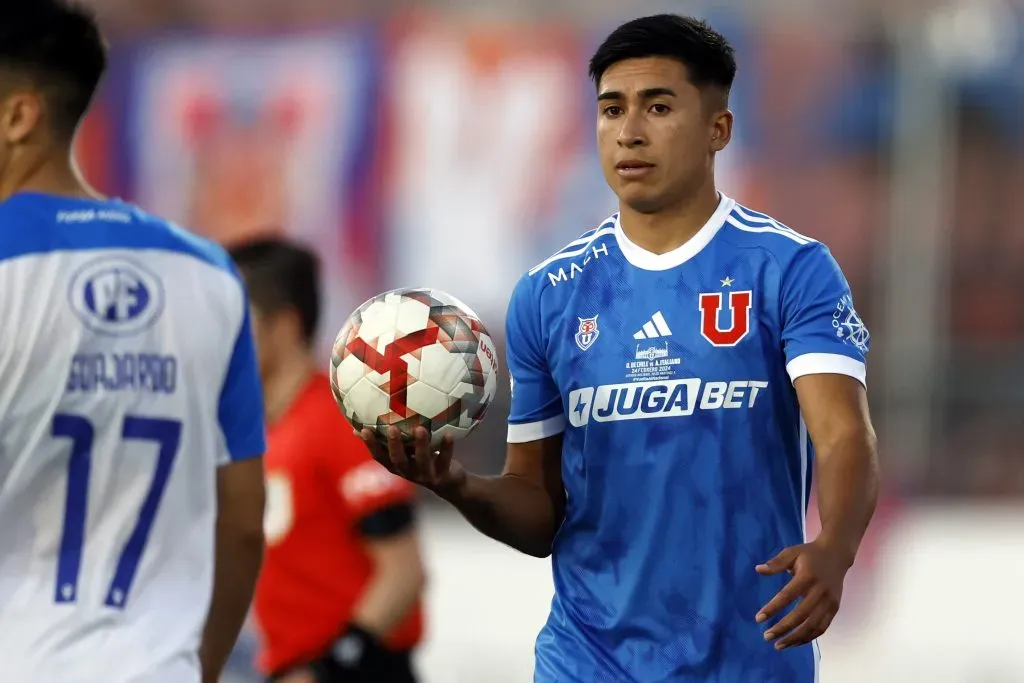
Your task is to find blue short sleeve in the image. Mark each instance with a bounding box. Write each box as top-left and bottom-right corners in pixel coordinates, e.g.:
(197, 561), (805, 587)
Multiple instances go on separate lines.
(505, 275), (564, 443)
(218, 292), (267, 463)
(781, 243), (870, 386)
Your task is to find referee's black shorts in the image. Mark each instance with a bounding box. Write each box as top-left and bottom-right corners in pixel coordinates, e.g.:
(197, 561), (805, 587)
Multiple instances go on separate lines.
(268, 648), (417, 683)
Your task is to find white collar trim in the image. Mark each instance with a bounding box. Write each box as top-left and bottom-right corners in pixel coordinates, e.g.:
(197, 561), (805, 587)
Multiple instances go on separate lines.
(614, 193), (735, 271)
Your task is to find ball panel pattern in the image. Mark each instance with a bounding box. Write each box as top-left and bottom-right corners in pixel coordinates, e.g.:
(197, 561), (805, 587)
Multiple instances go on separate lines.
(330, 288), (498, 446)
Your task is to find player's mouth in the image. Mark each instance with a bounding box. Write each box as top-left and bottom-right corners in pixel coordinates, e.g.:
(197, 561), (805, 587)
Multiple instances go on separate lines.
(615, 160), (655, 179)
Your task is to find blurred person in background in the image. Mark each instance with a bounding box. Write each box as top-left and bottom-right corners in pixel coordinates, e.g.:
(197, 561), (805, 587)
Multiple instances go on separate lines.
(363, 14), (880, 682)
(231, 238), (426, 683)
(0, 3), (266, 683)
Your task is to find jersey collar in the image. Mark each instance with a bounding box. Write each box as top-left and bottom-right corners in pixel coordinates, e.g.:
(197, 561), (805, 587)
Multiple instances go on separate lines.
(614, 193), (735, 271)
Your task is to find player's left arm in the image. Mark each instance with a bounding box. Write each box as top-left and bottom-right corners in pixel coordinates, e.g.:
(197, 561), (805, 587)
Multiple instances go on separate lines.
(756, 242), (880, 650)
(794, 374), (878, 570)
(345, 465), (426, 637)
(201, 295), (268, 683)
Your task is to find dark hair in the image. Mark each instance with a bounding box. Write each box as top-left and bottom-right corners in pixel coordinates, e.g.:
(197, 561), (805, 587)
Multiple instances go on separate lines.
(0, 1), (107, 139)
(229, 237), (321, 346)
(589, 15), (736, 100)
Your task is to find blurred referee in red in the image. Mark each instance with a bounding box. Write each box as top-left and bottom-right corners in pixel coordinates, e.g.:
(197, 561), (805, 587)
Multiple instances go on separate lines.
(231, 237), (426, 683)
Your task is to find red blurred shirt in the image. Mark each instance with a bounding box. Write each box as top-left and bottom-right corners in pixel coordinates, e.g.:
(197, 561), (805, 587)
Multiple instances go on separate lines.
(253, 373), (423, 674)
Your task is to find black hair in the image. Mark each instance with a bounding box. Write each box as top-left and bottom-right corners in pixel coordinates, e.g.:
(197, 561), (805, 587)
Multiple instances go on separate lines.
(229, 237), (321, 346)
(588, 14), (736, 101)
(0, 1), (107, 139)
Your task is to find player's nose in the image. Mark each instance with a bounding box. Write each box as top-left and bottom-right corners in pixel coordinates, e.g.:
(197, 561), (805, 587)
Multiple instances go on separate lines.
(618, 134), (646, 148)
(616, 118), (648, 148)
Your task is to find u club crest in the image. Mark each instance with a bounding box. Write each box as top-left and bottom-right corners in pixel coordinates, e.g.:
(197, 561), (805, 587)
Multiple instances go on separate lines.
(575, 315), (600, 351)
(699, 290), (753, 347)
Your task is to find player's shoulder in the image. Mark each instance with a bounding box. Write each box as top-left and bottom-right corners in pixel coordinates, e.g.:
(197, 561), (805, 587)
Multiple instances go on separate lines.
(125, 203), (239, 276)
(516, 214), (619, 296)
(103, 202), (244, 291)
(719, 198), (830, 264)
(0, 194), (239, 282)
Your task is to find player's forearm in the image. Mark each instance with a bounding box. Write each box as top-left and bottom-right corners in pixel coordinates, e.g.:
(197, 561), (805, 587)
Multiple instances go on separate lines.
(814, 430), (880, 566)
(439, 473), (561, 558)
(199, 526), (264, 682)
(350, 562), (425, 637)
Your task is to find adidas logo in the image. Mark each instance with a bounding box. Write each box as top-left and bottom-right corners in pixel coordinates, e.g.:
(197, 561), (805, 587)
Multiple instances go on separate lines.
(633, 312), (672, 340)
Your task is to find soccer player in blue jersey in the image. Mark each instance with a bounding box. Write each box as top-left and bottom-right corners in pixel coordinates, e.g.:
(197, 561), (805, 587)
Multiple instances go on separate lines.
(363, 14), (880, 682)
(0, 3), (266, 682)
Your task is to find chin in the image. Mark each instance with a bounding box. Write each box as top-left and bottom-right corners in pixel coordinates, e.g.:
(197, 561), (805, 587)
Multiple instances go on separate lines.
(617, 188), (668, 215)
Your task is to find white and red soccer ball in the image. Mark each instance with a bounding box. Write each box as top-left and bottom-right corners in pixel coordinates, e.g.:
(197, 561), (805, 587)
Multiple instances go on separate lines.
(330, 288), (499, 447)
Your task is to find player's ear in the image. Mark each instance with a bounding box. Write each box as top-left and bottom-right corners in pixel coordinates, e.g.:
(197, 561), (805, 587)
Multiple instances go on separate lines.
(709, 108), (732, 154)
(0, 91), (44, 145)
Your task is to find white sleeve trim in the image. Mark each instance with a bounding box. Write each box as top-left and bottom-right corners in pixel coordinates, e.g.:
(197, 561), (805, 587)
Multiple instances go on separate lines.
(787, 352), (866, 387)
(507, 414), (566, 444)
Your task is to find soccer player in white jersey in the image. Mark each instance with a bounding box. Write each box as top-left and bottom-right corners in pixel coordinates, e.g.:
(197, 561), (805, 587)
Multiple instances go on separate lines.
(362, 14), (880, 683)
(0, 3), (266, 682)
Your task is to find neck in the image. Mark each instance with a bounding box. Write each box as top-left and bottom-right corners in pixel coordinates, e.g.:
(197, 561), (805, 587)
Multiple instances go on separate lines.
(263, 350), (316, 424)
(618, 178), (721, 255)
(0, 146), (98, 203)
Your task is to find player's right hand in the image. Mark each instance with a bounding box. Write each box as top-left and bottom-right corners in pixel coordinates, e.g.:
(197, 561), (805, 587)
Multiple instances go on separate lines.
(357, 426), (466, 496)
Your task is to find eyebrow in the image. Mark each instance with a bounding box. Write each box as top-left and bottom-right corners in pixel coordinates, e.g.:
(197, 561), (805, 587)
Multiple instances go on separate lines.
(597, 87), (677, 102)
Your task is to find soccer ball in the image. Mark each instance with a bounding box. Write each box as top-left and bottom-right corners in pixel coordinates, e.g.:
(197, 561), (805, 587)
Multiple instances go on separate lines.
(329, 288), (499, 447)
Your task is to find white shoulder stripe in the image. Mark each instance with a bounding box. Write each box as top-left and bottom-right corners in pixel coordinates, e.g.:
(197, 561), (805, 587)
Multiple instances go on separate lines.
(732, 205), (817, 243)
(725, 216), (811, 245)
(528, 225), (616, 276)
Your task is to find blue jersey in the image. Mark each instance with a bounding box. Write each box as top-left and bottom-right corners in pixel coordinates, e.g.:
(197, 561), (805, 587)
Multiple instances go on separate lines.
(0, 193), (265, 682)
(505, 194), (869, 683)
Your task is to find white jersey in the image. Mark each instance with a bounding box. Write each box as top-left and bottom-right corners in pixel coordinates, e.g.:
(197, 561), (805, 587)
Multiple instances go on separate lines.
(0, 194), (266, 682)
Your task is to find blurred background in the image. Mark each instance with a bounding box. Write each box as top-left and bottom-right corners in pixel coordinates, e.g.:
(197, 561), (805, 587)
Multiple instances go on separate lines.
(77, 0), (1023, 680)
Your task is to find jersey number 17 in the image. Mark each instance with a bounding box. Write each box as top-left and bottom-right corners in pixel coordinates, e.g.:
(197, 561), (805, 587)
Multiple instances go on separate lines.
(51, 413), (182, 609)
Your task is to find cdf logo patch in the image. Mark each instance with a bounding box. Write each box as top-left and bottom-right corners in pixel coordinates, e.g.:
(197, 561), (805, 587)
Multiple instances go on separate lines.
(575, 315), (600, 351)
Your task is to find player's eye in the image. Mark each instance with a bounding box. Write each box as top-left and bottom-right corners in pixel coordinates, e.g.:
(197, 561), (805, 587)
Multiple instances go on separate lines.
(602, 106), (623, 117)
(650, 103), (671, 114)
